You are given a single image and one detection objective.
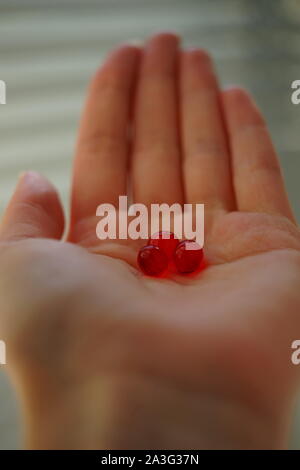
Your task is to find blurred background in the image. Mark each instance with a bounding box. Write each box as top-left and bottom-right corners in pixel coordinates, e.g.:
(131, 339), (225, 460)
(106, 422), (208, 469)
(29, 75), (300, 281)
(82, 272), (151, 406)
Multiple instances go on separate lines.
(0, 0), (299, 449)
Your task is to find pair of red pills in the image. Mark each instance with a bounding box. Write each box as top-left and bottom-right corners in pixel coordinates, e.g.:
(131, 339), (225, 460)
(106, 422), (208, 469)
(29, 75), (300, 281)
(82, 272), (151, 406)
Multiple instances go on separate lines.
(137, 231), (203, 277)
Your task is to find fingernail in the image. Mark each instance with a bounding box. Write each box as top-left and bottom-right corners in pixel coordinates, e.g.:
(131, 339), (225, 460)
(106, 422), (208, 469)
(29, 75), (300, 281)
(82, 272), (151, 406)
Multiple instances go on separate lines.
(18, 171), (41, 185)
(125, 39), (144, 47)
(223, 85), (240, 91)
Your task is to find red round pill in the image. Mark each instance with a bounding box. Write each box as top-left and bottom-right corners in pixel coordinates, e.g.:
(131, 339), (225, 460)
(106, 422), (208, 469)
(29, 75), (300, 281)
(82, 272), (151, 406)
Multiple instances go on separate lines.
(174, 240), (203, 274)
(137, 245), (168, 276)
(149, 231), (179, 259)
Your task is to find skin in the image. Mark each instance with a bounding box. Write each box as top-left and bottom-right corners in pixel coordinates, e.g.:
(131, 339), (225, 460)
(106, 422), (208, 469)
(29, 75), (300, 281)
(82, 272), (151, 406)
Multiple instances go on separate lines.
(0, 33), (300, 450)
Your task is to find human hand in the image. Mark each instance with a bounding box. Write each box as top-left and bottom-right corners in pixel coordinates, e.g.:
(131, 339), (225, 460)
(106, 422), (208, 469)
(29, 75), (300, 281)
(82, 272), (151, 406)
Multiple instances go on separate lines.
(0, 33), (300, 449)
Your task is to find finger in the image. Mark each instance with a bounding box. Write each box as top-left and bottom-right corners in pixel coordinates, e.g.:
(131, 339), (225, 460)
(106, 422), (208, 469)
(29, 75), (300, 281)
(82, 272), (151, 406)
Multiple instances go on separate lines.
(0, 172), (64, 242)
(70, 45), (141, 225)
(132, 33), (183, 206)
(180, 49), (235, 227)
(222, 87), (295, 222)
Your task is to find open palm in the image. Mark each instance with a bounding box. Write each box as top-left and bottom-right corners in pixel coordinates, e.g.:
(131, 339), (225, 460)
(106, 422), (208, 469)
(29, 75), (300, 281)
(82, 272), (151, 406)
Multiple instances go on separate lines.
(0, 34), (300, 449)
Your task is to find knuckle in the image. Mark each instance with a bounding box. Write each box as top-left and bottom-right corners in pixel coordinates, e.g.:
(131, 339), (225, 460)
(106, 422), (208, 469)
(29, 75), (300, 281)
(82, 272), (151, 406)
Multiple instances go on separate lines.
(184, 139), (225, 163)
(77, 130), (126, 158)
(133, 141), (179, 162)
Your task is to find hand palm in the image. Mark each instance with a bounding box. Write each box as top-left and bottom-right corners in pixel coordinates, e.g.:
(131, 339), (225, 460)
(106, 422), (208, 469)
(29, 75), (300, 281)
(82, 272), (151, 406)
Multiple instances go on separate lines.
(1, 34), (299, 449)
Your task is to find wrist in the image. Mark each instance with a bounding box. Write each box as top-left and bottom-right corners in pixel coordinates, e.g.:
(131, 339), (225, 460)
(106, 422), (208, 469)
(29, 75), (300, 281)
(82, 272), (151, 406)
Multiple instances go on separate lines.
(24, 372), (288, 449)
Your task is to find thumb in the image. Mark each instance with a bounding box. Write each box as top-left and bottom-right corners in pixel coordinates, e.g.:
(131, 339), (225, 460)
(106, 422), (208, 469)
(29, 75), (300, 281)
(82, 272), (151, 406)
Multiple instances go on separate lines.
(0, 171), (65, 241)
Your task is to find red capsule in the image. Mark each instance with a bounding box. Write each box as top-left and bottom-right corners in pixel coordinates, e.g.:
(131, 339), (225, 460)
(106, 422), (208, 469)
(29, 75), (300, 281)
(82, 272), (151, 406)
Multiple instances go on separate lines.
(137, 245), (168, 276)
(149, 231), (179, 259)
(174, 240), (203, 274)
